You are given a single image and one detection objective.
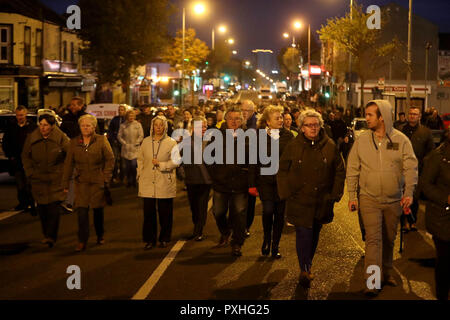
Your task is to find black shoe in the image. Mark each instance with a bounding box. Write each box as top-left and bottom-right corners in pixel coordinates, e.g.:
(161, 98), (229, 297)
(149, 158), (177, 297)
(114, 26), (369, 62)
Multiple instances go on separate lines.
(271, 246), (281, 259)
(159, 241), (168, 248)
(144, 243), (154, 250)
(299, 271), (311, 288)
(363, 287), (380, 297)
(232, 245), (242, 257)
(47, 239), (55, 248)
(187, 234), (196, 240)
(14, 204), (27, 211)
(217, 234), (230, 247)
(97, 237), (105, 245)
(29, 208), (37, 217)
(261, 240), (271, 256)
(195, 235), (204, 241)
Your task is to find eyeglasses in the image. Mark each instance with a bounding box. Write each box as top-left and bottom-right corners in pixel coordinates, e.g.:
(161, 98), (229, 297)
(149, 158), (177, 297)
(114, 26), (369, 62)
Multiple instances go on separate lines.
(303, 123), (320, 129)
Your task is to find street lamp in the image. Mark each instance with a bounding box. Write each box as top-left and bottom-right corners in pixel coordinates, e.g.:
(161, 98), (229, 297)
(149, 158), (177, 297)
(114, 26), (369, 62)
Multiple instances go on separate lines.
(245, 61), (250, 66)
(212, 25), (227, 50)
(283, 32), (289, 39)
(182, 2), (206, 108)
(232, 50), (237, 55)
(227, 38), (235, 45)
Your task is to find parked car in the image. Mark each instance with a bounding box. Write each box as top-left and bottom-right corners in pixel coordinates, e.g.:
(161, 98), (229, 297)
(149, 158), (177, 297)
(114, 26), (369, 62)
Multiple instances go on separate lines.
(351, 117), (368, 139)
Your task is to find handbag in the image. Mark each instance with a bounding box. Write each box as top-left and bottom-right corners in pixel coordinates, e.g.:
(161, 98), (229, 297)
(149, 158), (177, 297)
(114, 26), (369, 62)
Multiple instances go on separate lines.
(104, 183), (113, 206)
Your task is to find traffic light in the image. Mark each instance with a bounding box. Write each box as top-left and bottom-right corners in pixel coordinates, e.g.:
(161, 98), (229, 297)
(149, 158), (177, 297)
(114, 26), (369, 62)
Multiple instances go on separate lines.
(205, 61), (209, 65)
(224, 75), (230, 82)
(324, 86), (331, 99)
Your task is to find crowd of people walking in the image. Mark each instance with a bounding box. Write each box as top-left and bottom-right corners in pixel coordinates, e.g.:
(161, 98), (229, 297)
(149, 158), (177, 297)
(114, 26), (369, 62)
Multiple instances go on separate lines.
(2, 95), (449, 300)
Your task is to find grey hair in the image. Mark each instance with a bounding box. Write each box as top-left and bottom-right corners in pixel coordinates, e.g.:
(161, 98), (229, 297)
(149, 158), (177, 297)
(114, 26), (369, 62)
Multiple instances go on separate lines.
(225, 105), (244, 122)
(78, 114), (98, 128)
(241, 99), (255, 111)
(297, 109), (324, 128)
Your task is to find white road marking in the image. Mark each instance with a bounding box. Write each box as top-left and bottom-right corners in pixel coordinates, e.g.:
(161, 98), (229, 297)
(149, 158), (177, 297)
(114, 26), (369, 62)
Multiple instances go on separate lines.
(132, 240), (186, 300)
(0, 211), (21, 221)
(132, 194), (214, 300)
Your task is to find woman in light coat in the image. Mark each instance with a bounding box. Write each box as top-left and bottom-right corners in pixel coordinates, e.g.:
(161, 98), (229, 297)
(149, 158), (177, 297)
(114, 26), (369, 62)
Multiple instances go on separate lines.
(118, 110), (144, 187)
(137, 116), (180, 249)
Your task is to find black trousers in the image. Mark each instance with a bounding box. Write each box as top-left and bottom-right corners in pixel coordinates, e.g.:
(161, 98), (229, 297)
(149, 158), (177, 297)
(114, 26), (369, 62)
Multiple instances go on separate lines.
(261, 200), (285, 247)
(37, 202), (61, 242)
(246, 195), (256, 230)
(143, 198), (173, 244)
(433, 236), (450, 300)
(186, 184), (211, 237)
(76, 207), (104, 243)
(15, 169), (34, 209)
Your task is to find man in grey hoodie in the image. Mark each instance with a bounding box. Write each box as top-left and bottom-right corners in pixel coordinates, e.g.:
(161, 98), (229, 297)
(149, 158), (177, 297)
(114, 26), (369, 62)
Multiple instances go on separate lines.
(346, 100), (418, 297)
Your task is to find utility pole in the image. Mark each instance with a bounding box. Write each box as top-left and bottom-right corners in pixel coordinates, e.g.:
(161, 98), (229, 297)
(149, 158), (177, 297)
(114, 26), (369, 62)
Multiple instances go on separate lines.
(181, 7), (185, 109)
(406, 0), (413, 108)
(424, 41), (431, 110)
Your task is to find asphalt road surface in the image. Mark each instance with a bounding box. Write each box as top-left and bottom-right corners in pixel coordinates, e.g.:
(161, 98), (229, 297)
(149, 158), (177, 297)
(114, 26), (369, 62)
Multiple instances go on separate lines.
(0, 175), (437, 300)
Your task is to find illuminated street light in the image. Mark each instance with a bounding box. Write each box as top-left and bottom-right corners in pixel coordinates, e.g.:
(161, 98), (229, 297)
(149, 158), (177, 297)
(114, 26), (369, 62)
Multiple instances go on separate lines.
(293, 20), (302, 30)
(218, 25), (227, 33)
(245, 61), (250, 66)
(227, 38), (235, 45)
(283, 32), (289, 38)
(193, 3), (206, 14)
(232, 50), (237, 55)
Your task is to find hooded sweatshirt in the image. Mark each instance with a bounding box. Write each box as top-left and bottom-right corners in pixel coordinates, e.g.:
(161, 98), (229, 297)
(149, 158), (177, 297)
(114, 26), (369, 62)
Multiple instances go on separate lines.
(137, 116), (180, 199)
(346, 100), (418, 203)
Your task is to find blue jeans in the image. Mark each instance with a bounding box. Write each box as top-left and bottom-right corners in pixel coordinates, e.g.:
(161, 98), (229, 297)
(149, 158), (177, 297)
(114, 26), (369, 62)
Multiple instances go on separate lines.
(213, 191), (248, 246)
(295, 222), (322, 272)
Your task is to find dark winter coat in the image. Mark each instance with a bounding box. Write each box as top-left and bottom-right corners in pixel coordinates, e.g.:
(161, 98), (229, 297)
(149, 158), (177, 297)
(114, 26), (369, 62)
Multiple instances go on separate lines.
(107, 115), (125, 143)
(277, 130), (345, 227)
(137, 113), (153, 138)
(402, 123), (435, 173)
(249, 128), (293, 201)
(21, 127), (70, 204)
(207, 128), (251, 194)
(182, 137), (212, 185)
(2, 119), (37, 172)
(62, 134), (115, 209)
(60, 110), (87, 139)
(421, 141), (450, 241)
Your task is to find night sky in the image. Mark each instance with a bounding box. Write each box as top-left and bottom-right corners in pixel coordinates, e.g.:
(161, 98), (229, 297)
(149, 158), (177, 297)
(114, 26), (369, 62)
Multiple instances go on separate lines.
(41, 0), (450, 62)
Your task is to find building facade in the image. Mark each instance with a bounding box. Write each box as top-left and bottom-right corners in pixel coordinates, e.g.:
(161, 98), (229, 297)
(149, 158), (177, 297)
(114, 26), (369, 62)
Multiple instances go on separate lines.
(0, 0), (94, 111)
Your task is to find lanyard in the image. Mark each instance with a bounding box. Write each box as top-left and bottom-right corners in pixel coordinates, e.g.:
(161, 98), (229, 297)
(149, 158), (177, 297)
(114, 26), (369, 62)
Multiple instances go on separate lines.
(152, 138), (163, 159)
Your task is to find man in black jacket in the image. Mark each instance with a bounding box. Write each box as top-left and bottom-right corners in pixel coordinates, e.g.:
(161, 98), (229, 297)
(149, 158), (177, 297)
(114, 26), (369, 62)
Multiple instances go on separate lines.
(207, 106), (251, 257)
(402, 106), (435, 230)
(60, 96), (87, 139)
(2, 106), (37, 212)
